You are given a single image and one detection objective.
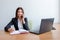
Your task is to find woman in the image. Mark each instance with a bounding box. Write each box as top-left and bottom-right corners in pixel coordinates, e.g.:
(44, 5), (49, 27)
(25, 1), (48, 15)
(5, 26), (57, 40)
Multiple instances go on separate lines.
(4, 7), (29, 33)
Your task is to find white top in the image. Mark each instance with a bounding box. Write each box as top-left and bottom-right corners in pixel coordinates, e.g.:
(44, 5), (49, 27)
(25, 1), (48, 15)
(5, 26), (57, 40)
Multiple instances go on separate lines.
(18, 19), (23, 29)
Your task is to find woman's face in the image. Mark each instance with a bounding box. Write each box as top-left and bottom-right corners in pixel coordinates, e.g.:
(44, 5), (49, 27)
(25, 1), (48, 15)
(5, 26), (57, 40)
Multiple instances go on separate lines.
(17, 9), (23, 18)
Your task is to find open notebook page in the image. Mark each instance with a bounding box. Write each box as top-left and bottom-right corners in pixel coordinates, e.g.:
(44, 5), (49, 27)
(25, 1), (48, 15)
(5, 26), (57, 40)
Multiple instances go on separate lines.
(10, 29), (29, 35)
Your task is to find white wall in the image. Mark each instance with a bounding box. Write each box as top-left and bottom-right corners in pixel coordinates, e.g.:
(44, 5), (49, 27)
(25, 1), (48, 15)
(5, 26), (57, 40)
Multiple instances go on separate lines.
(59, 0), (60, 23)
(0, 0), (21, 30)
(0, 0), (59, 31)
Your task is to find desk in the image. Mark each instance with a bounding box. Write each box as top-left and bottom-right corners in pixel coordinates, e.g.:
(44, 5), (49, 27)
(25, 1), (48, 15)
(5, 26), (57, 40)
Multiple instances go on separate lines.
(0, 31), (40, 40)
(0, 24), (60, 40)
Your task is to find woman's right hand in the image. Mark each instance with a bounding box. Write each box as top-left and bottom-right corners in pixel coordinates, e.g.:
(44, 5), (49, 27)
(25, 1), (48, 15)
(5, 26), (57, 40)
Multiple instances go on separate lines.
(8, 28), (14, 33)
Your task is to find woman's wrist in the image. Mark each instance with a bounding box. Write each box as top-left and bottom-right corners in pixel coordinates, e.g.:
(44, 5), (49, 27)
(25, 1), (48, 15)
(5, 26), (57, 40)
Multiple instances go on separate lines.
(22, 18), (25, 24)
(23, 20), (25, 24)
(8, 28), (14, 33)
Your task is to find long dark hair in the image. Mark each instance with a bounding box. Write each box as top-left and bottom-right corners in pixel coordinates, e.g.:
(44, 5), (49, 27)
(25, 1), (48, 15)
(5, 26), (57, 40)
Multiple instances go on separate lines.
(15, 7), (24, 19)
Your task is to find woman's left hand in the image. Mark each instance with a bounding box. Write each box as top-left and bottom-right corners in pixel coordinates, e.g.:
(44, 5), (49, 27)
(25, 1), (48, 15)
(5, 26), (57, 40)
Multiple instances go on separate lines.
(22, 18), (25, 24)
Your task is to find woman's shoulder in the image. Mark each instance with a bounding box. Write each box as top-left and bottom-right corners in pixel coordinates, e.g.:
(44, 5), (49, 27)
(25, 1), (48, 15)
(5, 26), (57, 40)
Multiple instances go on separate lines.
(24, 17), (27, 20)
(24, 17), (28, 22)
(12, 17), (17, 21)
(12, 17), (17, 19)
(12, 17), (27, 20)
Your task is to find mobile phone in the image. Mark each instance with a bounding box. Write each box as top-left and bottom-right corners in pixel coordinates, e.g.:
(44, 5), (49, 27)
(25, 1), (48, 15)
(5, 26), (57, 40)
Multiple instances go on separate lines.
(21, 15), (23, 19)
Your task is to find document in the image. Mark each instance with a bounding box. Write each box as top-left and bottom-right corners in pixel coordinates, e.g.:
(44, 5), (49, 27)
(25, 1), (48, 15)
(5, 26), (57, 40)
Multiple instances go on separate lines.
(10, 29), (29, 35)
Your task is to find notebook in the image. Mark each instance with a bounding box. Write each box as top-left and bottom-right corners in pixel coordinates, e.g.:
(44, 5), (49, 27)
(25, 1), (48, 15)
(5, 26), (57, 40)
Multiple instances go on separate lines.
(10, 29), (29, 35)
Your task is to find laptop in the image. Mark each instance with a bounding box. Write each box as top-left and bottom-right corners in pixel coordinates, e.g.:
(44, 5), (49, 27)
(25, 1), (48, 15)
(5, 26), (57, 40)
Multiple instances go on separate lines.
(30, 18), (55, 34)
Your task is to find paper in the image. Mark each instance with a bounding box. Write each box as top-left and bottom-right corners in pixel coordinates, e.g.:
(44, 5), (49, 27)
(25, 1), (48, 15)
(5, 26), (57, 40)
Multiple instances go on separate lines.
(10, 29), (29, 35)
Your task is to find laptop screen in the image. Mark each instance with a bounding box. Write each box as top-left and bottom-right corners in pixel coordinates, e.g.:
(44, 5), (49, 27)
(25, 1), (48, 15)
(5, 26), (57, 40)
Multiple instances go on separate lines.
(39, 18), (54, 34)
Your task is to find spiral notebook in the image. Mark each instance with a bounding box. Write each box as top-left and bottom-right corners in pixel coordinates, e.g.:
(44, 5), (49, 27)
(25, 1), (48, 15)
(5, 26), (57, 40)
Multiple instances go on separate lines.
(10, 29), (29, 35)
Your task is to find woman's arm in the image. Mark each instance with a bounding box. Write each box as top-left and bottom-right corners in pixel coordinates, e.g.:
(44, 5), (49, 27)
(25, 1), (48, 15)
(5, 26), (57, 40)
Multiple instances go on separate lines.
(4, 18), (14, 32)
(22, 18), (30, 30)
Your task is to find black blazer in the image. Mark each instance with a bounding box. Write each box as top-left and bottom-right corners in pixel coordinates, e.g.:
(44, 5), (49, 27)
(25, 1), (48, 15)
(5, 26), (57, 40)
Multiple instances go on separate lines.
(4, 17), (29, 32)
